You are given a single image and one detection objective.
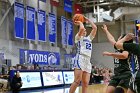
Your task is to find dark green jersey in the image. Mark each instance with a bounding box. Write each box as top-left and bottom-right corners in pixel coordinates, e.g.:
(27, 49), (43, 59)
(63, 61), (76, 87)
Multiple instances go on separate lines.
(122, 43), (140, 93)
(114, 48), (131, 75)
(123, 43), (140, 71)
(123, 43), (140, 55)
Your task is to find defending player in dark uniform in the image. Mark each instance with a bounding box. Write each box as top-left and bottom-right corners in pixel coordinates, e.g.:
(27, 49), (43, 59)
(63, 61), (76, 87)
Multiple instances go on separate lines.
(115, 33), (140, 93)
(102, 24), (133, 93)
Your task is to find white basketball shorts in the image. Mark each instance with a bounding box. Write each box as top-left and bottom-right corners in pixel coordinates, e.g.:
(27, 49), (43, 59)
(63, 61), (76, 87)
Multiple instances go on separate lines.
(73, 54), (92, 73)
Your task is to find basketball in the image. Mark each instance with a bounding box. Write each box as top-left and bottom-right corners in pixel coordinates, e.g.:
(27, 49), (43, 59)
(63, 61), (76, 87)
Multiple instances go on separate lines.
(72, 14), (85, 23)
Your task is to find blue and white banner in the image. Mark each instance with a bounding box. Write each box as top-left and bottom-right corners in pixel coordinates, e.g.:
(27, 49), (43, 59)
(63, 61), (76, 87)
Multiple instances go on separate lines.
(67, 20), (73, 46)
(20, 49), (60, 65)
(38, 10), (46, 41)
(64, 0), (72, 13)
(26, 6), (35, 40)
(61, 16), (67, 45)
(14, 2), (24, 39)
(48, 13), (56, 43)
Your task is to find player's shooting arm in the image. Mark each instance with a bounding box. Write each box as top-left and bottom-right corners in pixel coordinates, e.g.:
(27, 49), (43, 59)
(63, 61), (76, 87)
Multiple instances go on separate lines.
(75, 21), (86, 41)
(85, 17), (97, 39)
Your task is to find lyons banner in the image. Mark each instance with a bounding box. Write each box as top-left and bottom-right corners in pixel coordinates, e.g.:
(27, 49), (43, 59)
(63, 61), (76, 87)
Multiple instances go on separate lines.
(38, 10), (46, 41)
(14, 2), (24, 39)
(20, 49), (60, 65)
(26, 6), (35, 40)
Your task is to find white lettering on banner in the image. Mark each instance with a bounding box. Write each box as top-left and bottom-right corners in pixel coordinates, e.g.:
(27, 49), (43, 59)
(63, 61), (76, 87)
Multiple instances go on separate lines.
(51, 20), (55, 31)
(28, 54), (48, 63)
(34, 54), (39, 62)
(15, 6), (24, 19)
(68, 22), (72, 35)
(29, 54), (34, 63)
(38, 12), (45, 25)
(49, 19), (56, 34)
(65, 3), (71, 8)
(27, 9), (34, 21)
(62, 19), (67, 35)
(49, 14), (56, 35)
(44, 55), (48, 62)
(39, 54), (43, 62)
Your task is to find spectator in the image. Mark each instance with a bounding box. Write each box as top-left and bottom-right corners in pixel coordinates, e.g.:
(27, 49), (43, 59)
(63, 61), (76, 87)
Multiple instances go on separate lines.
(47, 66), (51, 70)
(11, 71), (22, 93)
(43, 66), (47, 70)
(103, 68), (111, 84)
(30, 65), (34, 70)
(17, 65), (22, 70)
(27, 66), (31, 70)
(0, 78), (8, 90)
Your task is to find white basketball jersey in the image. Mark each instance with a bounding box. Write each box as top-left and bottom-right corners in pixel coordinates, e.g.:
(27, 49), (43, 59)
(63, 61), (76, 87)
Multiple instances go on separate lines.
(75, 36), (92, 57)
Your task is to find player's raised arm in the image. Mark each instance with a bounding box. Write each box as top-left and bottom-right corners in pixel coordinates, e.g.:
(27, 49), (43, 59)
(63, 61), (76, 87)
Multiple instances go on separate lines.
(115, 33), (135, 50)
(101, 24), (116, 46)
(85, 17), (97, 40)
(74, 21), (86, 42)
(103, 51), (129, 59)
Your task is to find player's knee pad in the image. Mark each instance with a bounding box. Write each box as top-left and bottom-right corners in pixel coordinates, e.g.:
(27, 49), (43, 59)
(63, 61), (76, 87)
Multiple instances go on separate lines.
(115, 87), (125, 93)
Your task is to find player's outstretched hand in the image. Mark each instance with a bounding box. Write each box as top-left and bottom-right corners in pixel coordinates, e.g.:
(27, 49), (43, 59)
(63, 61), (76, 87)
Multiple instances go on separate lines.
(124, 33), (135, 41)
(103, 51), (112, 56)
(101, 24), (108, 32)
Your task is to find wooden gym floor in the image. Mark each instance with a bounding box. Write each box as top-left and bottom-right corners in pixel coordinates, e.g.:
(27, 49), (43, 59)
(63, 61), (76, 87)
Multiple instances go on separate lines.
(79, 84), (107, 93)
(5, 84), (107, 93)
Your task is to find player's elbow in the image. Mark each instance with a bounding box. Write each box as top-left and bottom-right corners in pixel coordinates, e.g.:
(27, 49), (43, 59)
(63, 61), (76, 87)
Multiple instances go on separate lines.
(115, 42), (119, 49)
(80, 27), (86, 31)
(110, 40), (116, 46)
(120, 55), (128, 59)
(95, 26), (97, 30)
(92, 26), (97, 31)
(122, 55), (128, 59)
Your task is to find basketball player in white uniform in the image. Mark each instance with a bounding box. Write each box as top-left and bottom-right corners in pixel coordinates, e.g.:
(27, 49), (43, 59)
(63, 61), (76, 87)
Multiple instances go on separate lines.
(69, 17), (97, 93)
